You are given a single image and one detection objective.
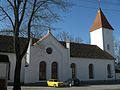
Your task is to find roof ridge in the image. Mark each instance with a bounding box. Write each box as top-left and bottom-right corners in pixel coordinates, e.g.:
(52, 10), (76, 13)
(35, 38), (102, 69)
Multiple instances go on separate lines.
(59, 41), (99, 47)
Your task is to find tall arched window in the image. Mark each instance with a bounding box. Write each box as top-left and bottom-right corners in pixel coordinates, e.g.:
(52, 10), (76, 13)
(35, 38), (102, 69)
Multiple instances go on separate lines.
(107, 64), (112, 78)
(71, 63), (76, 79)
(39, 61), (46, 80)
(89, 64), (94, 79)
(51, 62), (58, 79)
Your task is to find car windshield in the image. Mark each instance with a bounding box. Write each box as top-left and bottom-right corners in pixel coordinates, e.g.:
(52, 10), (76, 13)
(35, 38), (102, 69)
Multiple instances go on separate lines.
(54, 79), (60, 82)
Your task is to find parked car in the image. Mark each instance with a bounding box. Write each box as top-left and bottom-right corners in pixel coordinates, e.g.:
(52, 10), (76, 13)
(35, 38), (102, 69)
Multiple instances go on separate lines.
(64, 78), (80, 87)
(47, 79), (64, 87)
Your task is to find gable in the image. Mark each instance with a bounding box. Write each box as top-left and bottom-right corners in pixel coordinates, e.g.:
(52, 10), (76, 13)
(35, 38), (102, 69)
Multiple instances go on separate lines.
(33, 32), (66, 51)
(30, 33), (67, 61)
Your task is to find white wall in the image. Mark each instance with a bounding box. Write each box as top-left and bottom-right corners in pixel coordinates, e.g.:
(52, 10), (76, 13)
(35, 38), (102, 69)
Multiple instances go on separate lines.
(0, 63), (8, 79)
(0, 52), (26, 83)
(90, 28), (114, 57)
(0, 33), (115, 84)
(24, 33), (115, 83)
(0, 53), (16, 83)
(90, 28), (104, 50)
(103, 28), (114, 56)
(70, 57), (115, 81)
(24, 33), (70, 83)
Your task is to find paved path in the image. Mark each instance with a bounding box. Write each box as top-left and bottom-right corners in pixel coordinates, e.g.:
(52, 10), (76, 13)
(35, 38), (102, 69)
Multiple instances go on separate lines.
(7, 84), (120, 90)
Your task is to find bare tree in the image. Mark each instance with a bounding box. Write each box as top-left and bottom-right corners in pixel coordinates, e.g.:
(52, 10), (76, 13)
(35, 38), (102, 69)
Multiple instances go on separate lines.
(0, 0), (70, 90)
(56, 31), (83, 43)
(114, 39), (120, 63)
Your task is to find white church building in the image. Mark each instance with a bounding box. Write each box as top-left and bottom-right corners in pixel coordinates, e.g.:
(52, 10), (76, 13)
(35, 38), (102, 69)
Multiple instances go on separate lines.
(0, 8), (116, 84)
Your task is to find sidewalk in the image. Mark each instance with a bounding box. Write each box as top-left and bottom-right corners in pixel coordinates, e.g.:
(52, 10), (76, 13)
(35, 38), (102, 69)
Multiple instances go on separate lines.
(7, 84), (120, 90)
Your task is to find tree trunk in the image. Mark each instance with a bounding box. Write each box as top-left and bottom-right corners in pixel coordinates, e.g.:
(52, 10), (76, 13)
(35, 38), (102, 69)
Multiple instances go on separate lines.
(13, 37), (22, 90)
(13, 58), (22, 90)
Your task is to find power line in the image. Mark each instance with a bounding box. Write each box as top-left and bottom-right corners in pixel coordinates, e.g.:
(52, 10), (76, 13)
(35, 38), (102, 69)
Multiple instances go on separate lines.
(77, 5), (120, 13)
(75, 0), (120, 13)
(79, 0), (120, 6)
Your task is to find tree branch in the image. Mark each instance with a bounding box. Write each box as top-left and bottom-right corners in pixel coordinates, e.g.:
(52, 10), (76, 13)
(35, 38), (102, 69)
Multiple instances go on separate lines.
(17, 0), (22, 8)
(19, 0), (27, 25)
(20, 0), (37, 58)
(7, 0), (14, 9)
(0, 6), (14, 29)
(20, 0), (47, 58)
(0, 15), (7, 21)
(34, 1), (47, 14)
(14, 0), (20, 34)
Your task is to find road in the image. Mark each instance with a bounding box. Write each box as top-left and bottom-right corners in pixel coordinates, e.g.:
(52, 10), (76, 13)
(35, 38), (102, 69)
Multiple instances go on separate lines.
(7, 84), (120, 90)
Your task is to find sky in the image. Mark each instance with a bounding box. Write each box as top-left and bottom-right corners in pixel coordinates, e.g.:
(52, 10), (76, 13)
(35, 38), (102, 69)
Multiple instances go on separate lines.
(0, 0), (120, 43)
(53, 0), (120, 43)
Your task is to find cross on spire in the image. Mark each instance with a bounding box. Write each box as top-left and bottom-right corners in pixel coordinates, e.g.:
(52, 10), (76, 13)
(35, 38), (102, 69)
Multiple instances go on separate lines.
(98, 0), (101, 9)
(48, 28), (52, 33)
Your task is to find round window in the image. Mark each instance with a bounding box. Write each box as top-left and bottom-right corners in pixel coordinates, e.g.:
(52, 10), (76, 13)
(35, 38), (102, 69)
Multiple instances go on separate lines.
(46, 47), (52, 54)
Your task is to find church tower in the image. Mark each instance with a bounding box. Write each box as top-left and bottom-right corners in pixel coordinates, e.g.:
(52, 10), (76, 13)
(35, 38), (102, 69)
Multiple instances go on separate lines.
(90, 8), (114, 56)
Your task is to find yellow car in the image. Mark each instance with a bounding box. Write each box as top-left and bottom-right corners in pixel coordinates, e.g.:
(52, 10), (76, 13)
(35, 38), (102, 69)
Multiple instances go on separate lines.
(47, 79), (64, 87)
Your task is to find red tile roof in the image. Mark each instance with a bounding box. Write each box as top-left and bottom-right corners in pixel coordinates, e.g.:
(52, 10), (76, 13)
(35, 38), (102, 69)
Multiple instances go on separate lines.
(90, 8), (113, 32)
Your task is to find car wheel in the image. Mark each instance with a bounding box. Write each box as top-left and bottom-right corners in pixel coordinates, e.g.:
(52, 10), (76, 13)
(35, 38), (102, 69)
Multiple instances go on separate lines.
(54, 84), (56, 87)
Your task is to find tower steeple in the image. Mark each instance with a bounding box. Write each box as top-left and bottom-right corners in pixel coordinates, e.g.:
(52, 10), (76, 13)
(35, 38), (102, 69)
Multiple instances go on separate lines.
(90, 8), (113, 32)
(90, 8), (114, 56)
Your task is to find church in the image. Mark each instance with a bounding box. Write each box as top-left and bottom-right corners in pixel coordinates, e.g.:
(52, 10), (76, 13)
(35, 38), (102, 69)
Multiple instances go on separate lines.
(0, 8), (116, 84)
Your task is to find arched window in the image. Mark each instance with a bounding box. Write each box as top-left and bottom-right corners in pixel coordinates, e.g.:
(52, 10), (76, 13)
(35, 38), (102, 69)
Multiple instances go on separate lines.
(39, 61), (46, 80)
(71, 63), (76, 79)
(51, 62), (58, 79)
(107, 64), (112, 78)
(89, 64), (94, 79)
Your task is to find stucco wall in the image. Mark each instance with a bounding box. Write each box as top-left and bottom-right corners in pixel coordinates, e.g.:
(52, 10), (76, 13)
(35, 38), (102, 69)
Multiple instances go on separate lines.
(90, 28), (114, 57)
(102, 28), (114, 56)
(0, 32), (115, 84)
(90, 28), (104, 50)
(24, 34), (70, 83)
(24, 33), (115, 83)
(70, 57), (115, 81)
(0, 63), (8, 79)
(0, 52), (25, 83)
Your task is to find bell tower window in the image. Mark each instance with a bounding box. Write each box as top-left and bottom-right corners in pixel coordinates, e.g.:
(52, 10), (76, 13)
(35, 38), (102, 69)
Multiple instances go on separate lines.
(107, 44), (110, 51)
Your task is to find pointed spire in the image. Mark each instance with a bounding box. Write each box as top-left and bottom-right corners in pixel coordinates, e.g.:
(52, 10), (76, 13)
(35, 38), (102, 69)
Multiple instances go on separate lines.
(90, 8), (113, 32)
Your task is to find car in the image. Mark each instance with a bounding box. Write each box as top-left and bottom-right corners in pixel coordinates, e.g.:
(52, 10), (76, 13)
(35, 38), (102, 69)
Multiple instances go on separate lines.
(47, 79), (64, 87)
(64, 78), (80, 87)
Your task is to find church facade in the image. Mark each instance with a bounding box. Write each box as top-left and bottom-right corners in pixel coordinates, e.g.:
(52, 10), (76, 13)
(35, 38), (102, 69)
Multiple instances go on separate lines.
(0, 8), (115, 84)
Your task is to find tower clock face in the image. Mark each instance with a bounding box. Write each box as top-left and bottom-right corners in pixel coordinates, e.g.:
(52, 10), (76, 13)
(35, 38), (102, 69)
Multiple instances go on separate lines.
(46, 47), (52, 54)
